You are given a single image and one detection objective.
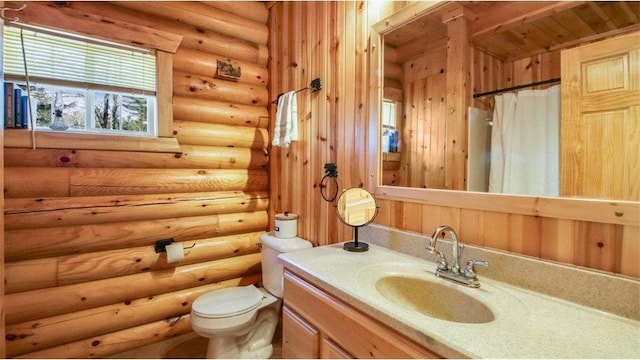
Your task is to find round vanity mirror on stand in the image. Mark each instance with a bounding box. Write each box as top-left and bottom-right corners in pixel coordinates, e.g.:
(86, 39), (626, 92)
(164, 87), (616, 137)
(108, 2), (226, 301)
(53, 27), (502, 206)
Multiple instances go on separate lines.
(336, 188), (378, 252)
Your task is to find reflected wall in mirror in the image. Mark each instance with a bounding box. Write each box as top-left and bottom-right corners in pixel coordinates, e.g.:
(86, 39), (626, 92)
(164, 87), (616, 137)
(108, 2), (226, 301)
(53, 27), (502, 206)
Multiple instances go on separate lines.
(378, 1), (640, 202)
(336, 187), (378, 227)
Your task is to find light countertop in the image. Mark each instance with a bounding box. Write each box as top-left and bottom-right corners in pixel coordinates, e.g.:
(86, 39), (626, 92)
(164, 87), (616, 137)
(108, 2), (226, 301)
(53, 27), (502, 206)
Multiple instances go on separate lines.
(278, 239), (640, 358)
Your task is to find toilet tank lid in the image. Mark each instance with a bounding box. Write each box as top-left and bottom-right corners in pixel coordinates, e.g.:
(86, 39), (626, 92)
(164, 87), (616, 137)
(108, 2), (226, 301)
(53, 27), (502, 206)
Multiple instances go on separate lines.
(260, 232), (312, 252)
(192, 285), (263, 318)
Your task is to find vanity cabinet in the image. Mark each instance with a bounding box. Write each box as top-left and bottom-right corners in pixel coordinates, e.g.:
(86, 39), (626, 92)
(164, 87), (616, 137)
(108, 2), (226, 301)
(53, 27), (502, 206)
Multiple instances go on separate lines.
(282, 270), (441, 359)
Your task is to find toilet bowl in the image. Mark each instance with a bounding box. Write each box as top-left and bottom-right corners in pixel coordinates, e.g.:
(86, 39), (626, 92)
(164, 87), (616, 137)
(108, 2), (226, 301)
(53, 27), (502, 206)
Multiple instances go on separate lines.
(190, 232), (312, 359)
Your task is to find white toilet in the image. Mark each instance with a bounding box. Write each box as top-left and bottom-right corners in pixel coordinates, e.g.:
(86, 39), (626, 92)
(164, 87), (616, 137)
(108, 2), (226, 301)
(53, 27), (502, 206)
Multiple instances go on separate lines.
(190, 232), (312, 358)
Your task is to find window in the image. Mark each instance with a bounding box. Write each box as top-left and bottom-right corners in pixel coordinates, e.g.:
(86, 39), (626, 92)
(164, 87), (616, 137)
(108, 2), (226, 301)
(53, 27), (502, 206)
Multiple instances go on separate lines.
(382, 99), (401, 153)
(3, 25), (157, 136)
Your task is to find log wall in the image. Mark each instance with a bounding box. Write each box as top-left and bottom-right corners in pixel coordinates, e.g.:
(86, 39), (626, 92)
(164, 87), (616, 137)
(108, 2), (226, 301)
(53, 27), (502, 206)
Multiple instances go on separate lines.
(269, 2), (639, 279)
(3, 1), (269, 357)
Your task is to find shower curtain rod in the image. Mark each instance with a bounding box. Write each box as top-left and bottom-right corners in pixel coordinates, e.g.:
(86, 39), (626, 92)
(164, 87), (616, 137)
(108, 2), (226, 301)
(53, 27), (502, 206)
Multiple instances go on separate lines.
(473, 77), (561, 99)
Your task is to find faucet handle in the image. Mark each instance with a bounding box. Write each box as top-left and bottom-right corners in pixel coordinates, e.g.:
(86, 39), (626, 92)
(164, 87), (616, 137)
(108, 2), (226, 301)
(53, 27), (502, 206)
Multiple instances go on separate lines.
(463, 259), (488, 279)
(434, 251), (449, 271)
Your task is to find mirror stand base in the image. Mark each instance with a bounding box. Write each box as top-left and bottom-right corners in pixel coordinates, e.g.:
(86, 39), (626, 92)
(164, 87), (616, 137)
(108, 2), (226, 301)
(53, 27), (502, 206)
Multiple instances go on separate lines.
(343, 241), (369, 252)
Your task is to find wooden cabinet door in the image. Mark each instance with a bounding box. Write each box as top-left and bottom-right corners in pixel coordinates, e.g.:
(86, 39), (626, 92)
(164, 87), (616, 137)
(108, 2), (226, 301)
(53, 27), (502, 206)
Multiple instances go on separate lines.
(320, 337), (353, 359)
(282, 306), (320, 359)
(560, 31), (640, 201)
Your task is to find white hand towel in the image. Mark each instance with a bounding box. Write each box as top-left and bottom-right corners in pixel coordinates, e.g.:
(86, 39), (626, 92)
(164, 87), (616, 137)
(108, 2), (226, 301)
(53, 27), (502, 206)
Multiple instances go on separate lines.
(272, 91), (298, 147)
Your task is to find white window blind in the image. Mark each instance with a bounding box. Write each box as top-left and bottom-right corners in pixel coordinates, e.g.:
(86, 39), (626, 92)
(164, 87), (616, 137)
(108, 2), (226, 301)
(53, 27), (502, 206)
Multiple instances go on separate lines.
(383, 100), (396, 128)
(3, 25), (156, 94)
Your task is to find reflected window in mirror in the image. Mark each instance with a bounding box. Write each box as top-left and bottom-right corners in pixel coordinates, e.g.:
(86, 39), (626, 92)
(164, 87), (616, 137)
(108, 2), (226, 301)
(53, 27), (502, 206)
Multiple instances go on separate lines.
(382, 99), (400, 154)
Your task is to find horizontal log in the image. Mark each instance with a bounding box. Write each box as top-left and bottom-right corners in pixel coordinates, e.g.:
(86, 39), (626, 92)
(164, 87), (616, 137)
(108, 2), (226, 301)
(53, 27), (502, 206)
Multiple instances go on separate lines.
(118, 2), (268, 45)
(72, 168), (268, 196)
(173, 48), (268, 86)
(4, 258), (58, 295)
(173, 120), (269, 149)
(58, 232), (264, 287)
(384, 87), (403, 102)
(5, 211), (268, 262)
(6, 275), (260, 357)
(66, 1), (267, 65)
(173, 95), (269, 128)
(3, 130), (182, 153)
(200, 1), (269, 24)
(16, 314), (193, 359)
(6, 253), (262, 325)
(6, 232), (262, 293)
(5, 190), (269, 230)
(173, 71), (269, 107)
(4, 145), (267, 170)
(385, 60), (403, 82)
(5, 1), (182, 53)
(383, 159), (401, 171)
(383, 170), (401, 186)
(3, 167), (70, 198)
(5, 167), (269, 198)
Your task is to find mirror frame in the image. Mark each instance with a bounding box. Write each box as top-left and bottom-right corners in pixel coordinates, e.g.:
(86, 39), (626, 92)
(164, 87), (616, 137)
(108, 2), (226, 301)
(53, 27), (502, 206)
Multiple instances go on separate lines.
(366, 1), (639, 227)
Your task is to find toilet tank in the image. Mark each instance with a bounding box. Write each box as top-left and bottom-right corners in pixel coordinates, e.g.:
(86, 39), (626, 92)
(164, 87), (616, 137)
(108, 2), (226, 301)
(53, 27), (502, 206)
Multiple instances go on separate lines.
(260, 232), (312, 297)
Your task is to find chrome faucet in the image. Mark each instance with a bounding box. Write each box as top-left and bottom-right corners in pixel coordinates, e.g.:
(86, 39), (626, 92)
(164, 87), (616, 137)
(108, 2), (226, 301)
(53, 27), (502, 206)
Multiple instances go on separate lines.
(427, 225), (488, 288)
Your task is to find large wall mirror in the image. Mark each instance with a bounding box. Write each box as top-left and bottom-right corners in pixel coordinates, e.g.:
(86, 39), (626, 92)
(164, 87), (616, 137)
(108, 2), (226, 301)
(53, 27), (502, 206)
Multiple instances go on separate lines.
(367, 1), (639, 226)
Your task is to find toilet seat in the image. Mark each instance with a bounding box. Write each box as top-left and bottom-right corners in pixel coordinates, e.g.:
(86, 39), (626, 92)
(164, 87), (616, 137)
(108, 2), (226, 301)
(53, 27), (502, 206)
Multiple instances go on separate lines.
(192, 285), (264, 319)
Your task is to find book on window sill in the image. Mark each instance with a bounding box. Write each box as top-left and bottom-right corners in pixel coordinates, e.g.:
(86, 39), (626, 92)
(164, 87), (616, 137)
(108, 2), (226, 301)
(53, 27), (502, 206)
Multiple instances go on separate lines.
(13, 87), (23, 128)
(4, 82), (15, 128)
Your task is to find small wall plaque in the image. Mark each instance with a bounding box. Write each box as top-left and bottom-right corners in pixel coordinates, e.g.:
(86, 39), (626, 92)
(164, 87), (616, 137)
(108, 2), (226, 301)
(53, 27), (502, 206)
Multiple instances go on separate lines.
(216, 59), (241, 81)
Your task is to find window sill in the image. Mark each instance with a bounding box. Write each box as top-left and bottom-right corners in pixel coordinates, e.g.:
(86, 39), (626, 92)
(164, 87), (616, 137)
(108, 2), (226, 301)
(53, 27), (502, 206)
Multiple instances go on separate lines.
(4, 129), (182, 154)
(382, 152), (401, 162)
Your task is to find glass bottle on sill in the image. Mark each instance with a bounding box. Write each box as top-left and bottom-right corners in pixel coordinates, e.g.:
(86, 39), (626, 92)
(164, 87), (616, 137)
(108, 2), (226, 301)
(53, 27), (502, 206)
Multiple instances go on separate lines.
(49, 109), (68, 131)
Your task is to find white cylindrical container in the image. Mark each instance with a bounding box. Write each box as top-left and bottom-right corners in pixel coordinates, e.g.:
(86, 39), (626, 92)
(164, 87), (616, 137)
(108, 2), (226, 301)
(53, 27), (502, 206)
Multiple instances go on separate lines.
(274, 212), (298, 238)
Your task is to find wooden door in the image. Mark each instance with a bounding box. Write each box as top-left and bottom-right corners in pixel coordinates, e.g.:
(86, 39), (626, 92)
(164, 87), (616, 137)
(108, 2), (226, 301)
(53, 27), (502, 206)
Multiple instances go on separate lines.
(560, 31), (640, 201)
(282, 306), (320, 359)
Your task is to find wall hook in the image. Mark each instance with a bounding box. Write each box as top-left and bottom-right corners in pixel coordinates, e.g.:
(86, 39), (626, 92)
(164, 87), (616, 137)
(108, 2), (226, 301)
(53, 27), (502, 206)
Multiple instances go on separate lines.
(1, 3), (27, 22)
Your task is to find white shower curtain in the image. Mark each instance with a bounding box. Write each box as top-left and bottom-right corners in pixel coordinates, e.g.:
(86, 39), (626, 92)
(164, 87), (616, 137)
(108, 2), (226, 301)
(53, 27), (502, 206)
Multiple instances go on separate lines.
(488, 85), (560, 196)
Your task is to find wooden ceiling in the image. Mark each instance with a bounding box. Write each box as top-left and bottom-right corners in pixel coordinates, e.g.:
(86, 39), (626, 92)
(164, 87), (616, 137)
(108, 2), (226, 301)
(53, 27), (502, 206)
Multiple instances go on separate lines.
(385, 1), (640, 63)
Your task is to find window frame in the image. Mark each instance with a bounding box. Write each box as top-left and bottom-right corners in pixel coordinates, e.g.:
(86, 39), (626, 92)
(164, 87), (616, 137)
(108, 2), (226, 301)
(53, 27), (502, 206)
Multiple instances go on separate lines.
(1, 15), (179, 153)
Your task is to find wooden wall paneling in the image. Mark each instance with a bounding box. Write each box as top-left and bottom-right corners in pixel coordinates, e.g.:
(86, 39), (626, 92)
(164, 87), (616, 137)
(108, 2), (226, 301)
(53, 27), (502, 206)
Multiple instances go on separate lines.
(5, 232), (262, 294)
(539, 218), (576, 265)
(374, 198), (392, 227)
(618, 225), (640, 278)
(458, 208), (486, 247)
(173, 47), (268, 87)
(157, 51), (174, 138)
(173, 120), (269, 149)
(574, 222), (620, 273)
(296, 1), (312, 245)
(3, 1), (272, 356)
(172, 96), (269, 128)
(117, 2), (268, 46)
(4, 167), (71, 198)
(201, 1), (269, 24)
(15, 315), (193, 359)
(6, 1), (182, 53)
(402, 202), (423, 233)
(107, 1), (268, 65)
(5, 253), (262, 326)
(5, 211), (267, 262)
(5, 276), (259, 357)
(5, 146), (266, 170)
(315, 1), (332, 246)
(5, 191), (268, 230)
(508, 214), (542, 257)
(335, 1), (348, 242)
(444, 9), (471, 191)
(173, 71), (269, 107)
